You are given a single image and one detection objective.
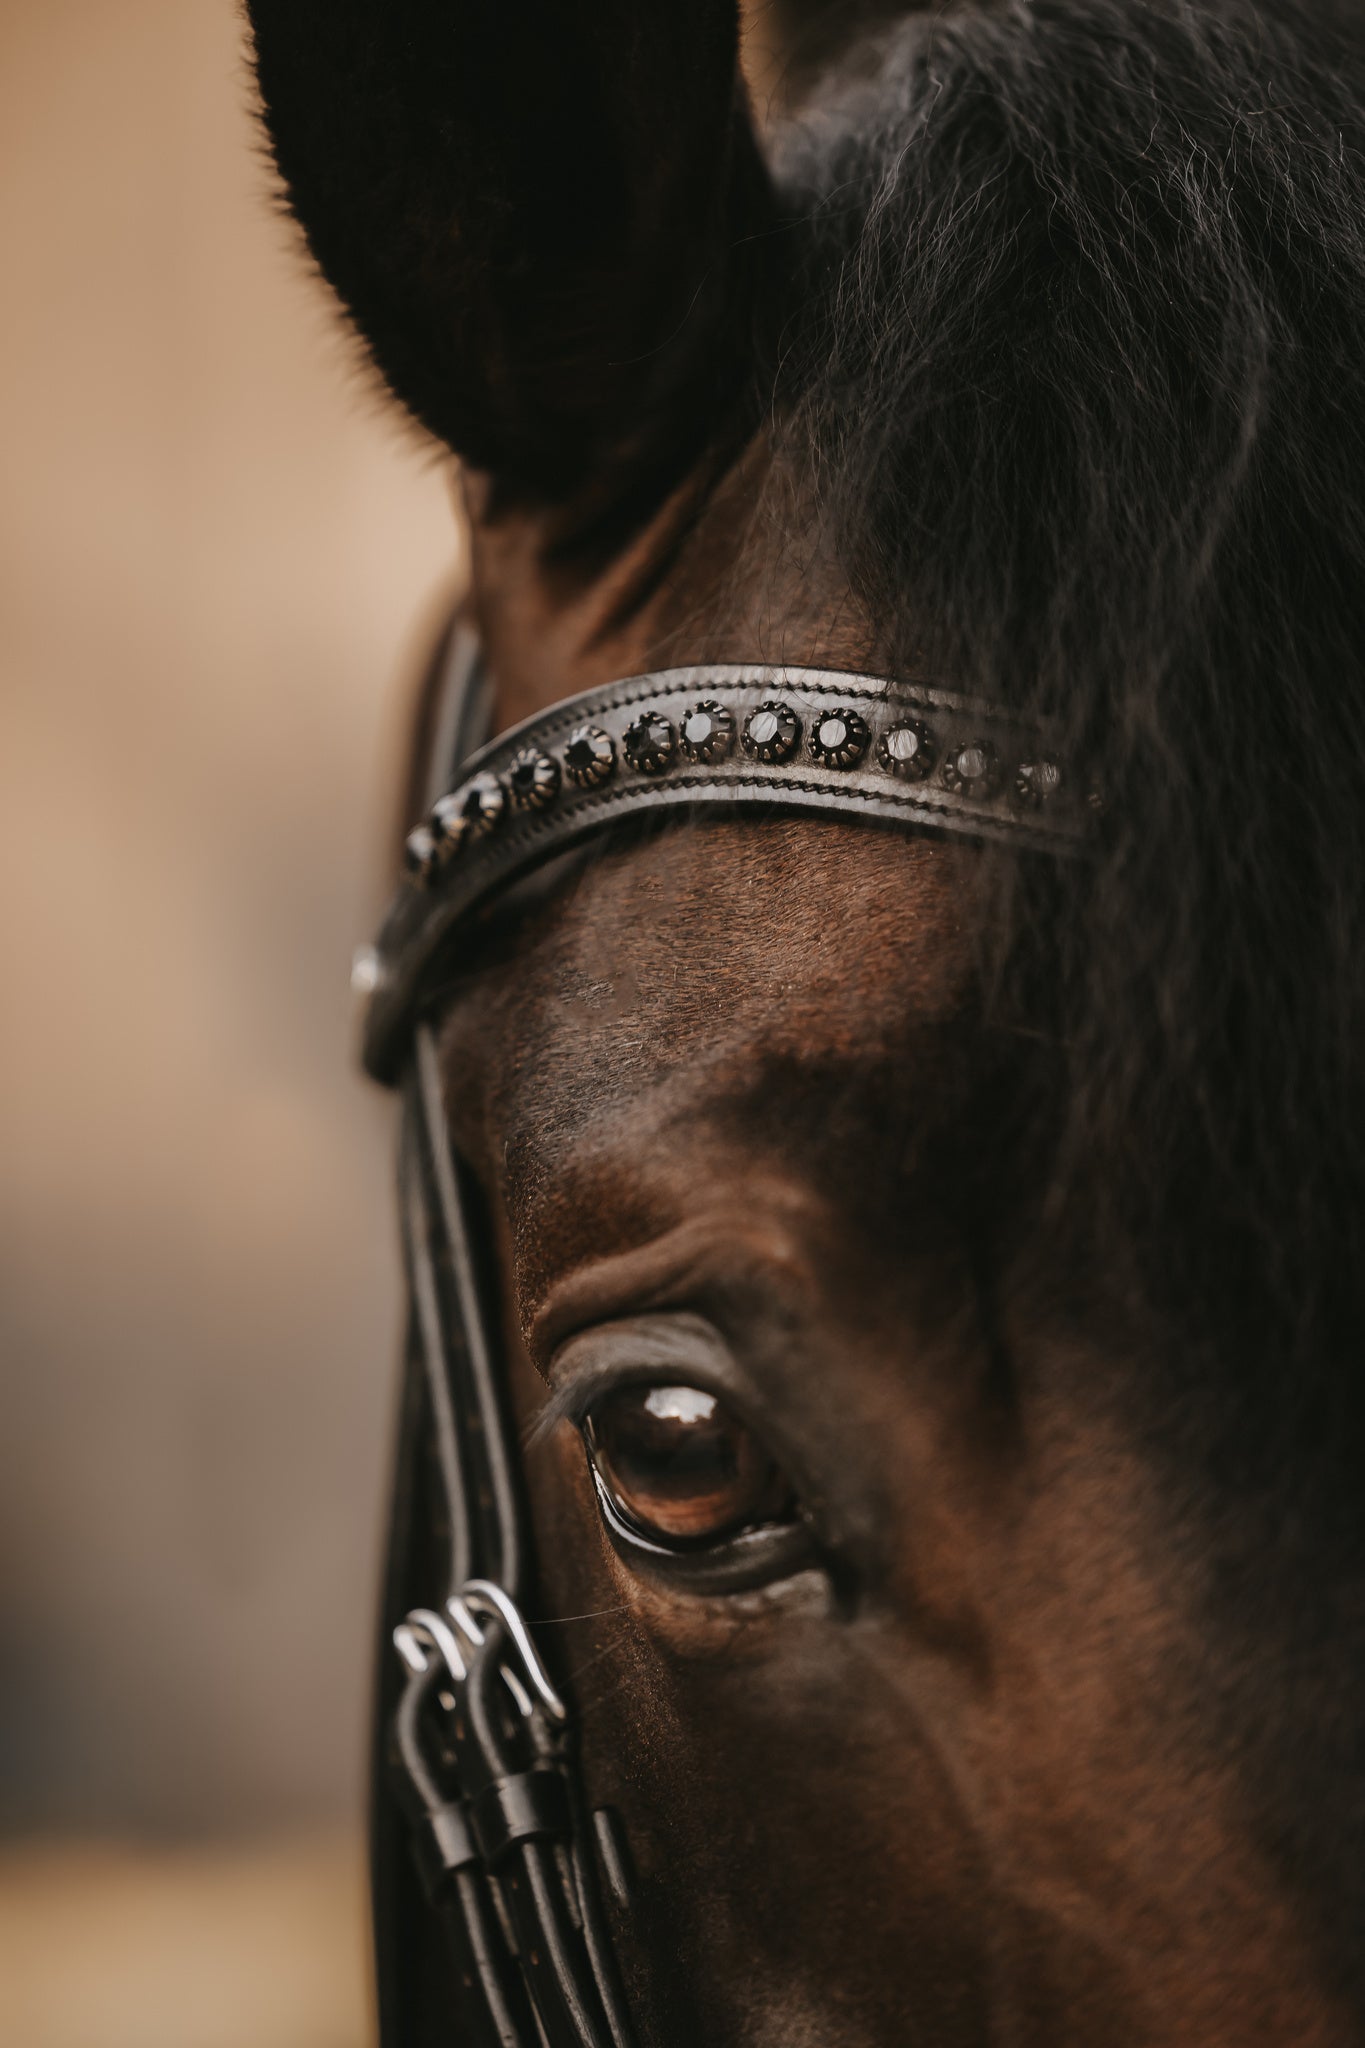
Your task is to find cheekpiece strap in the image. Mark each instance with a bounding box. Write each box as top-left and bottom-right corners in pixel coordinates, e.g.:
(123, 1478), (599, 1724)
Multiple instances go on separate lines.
(358, 643), (1089, 1082)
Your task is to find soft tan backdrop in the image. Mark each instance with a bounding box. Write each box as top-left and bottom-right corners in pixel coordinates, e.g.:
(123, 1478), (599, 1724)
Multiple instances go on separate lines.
(0, 1), (459, 2040)
(0, 3), (789, 2040)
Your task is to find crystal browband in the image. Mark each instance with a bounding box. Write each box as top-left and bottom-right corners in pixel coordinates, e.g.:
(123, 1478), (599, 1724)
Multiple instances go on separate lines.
(358, 660), (1090, 1082)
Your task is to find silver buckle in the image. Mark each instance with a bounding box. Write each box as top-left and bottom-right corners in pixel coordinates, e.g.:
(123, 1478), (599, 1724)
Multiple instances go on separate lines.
(394, 1579), (567, 1726)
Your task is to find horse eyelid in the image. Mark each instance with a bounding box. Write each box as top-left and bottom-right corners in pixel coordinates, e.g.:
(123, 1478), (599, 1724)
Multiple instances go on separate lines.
(530, 1314), (750, 1448)
(527, 1366), (616, 1446)
(527, 1358), (745, 1450)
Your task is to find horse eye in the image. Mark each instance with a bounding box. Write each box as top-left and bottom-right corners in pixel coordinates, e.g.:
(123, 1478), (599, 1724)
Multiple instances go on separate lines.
(584, 1383), (793, 1547)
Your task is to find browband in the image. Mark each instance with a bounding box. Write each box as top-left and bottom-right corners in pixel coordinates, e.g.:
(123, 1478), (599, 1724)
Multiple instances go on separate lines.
(357, 632), (1088, 1082)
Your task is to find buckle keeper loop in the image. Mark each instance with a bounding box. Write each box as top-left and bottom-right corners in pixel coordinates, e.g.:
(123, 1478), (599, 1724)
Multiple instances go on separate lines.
(472, 1767), (571, 1865)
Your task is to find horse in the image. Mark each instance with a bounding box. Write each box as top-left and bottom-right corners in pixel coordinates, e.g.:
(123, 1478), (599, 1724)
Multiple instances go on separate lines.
(247, 1), (1365, 2042)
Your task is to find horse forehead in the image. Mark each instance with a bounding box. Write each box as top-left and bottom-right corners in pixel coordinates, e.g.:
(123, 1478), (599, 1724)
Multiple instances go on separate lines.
(476, 818), (977, 1089)
(443, 818), (983, 1242)
(436, 819), (982, 1323)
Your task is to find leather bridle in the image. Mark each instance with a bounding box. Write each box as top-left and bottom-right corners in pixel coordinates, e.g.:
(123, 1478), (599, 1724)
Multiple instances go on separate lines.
(357, 625), (1085, 2047)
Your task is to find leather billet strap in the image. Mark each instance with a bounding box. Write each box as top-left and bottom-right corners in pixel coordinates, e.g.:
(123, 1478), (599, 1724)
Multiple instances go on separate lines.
(357, 643), (1090, 1083)
(385, 1034), (638, 2048)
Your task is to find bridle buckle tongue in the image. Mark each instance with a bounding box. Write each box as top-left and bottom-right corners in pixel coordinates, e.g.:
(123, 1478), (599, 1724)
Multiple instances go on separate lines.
(451, 1580), (571, 1725)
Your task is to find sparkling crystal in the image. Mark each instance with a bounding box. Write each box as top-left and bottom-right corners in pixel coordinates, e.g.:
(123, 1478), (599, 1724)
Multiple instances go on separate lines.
(941, 736), (1000, 797)
(1012, 755), (1065, 810)
(877, 719), (937, 781)
(807, 706), (870, 768)
(429, 793), (469, 848)
(507, 747), (561, 810)
(624, 711), (677, 774)
(563, 725), (615, 786)
(459, 772), (506, 832)
(403, 824), (438, 880)
(742, 700), (800, 763)
(679, 700), (735, 764)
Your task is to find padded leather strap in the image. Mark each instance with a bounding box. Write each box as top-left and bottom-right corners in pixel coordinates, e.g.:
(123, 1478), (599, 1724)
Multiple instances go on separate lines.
(360, 656), (1088, 1080)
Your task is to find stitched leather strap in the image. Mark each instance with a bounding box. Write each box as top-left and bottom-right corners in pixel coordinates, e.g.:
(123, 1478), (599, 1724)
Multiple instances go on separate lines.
(359, 655), (1087, 1080)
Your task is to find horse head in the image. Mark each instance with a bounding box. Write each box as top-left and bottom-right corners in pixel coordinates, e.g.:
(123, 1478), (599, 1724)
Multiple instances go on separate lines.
(249, 2), (1365, 2041)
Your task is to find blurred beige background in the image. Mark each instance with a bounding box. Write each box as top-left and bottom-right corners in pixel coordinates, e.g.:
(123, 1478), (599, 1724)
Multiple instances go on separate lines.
(0, 1), (460, 2041)
(0, 4), (791, 2041)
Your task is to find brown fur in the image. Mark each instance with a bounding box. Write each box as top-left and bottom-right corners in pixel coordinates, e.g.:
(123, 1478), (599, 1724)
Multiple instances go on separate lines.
(434, 803), (1352, 2045)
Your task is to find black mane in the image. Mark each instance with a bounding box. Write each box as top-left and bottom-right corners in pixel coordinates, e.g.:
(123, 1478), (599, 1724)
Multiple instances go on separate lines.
(770, 18), (1365, 1948)
(771, 0), (1365, 1399)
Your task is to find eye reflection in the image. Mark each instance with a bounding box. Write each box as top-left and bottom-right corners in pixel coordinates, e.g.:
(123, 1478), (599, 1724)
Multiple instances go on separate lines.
(642, 1385), (716, 1426)
(585, 1381), (794, 1546)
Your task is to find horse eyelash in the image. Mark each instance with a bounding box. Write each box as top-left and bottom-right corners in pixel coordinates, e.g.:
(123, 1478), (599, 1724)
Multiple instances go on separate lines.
(525, 1331), (742, 1451)
(524, 1359), (641, 1449)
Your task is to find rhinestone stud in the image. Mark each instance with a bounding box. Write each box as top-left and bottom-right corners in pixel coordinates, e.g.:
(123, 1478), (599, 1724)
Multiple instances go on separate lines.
(808, 707), (871, 770)
(449, 771), (507, 837)
(742, 700), (800, 764)
(507, 746), (562, 811)
(940, 739), (1001, 797)
(563, 724), (616, 788)
(429, 791), (471, 860)
(876, 720), (937, 782)
(679, 700), (736, 764)
(1012, 756), (1064, 809)
(623, 710), (678, 776)
(403, 823), (440, 884)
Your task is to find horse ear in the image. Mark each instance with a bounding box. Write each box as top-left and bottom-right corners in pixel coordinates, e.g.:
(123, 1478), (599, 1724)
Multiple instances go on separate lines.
(248, 0), (775, 499)
(768, 0), (931, 98)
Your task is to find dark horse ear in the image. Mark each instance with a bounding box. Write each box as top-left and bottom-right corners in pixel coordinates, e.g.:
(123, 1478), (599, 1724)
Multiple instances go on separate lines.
(248, 0), (775, 500)
(769, 0), (935, 96)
